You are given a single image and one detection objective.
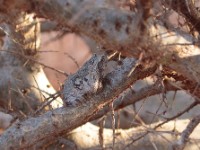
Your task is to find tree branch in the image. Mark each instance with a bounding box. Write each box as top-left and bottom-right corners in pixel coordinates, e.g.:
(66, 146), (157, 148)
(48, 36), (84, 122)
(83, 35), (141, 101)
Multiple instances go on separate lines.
(23, 0), (200, 83)
(1, 0), (200, 84)
(173, 115), (200, 150)
(64, 120), (200, 150)
(0, 1), (200, 149)
(0, 53), (156, 149)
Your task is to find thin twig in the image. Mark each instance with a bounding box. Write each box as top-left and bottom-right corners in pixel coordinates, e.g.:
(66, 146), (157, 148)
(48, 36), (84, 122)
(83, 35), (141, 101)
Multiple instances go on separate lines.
(173, 115), (200, 150)
(38, 50), (80, 69)
(125, 100), (199, 148)
(98, 116), (105, 149)
(155, 101), (199, 129)
(1, 50), (69, 76)
(32, 75), (44, 102)
(33, 92), (61, 115)
(110, 102), (115, 150)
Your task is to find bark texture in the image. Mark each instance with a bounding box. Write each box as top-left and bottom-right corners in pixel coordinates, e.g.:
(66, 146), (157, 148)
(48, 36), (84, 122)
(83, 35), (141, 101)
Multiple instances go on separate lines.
(0, 0), (200, 149)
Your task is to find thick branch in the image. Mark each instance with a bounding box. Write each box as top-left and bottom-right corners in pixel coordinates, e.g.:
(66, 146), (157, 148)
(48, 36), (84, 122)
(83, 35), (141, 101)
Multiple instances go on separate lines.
(1, 0), (200, 83)
(17, 0), (200, 83)
(0, 53), (156, 149)
(0, 1), (200, 149)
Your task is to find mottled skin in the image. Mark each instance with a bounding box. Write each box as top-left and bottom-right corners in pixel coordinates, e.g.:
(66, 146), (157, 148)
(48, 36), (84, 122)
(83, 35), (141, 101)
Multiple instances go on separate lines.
(62, 54), (107, 106)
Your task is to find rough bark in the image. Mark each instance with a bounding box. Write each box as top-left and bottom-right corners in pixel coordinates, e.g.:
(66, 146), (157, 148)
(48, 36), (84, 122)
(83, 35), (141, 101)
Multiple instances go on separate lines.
(0, 0), (200, 149)
(0, 53), (158, 149)
(0, 52), (197, 149)
(20, 0), (200, 83)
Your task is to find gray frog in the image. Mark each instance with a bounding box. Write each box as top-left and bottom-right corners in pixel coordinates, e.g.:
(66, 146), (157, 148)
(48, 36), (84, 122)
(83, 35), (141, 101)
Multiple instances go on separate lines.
(62, 54), (107, 107)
